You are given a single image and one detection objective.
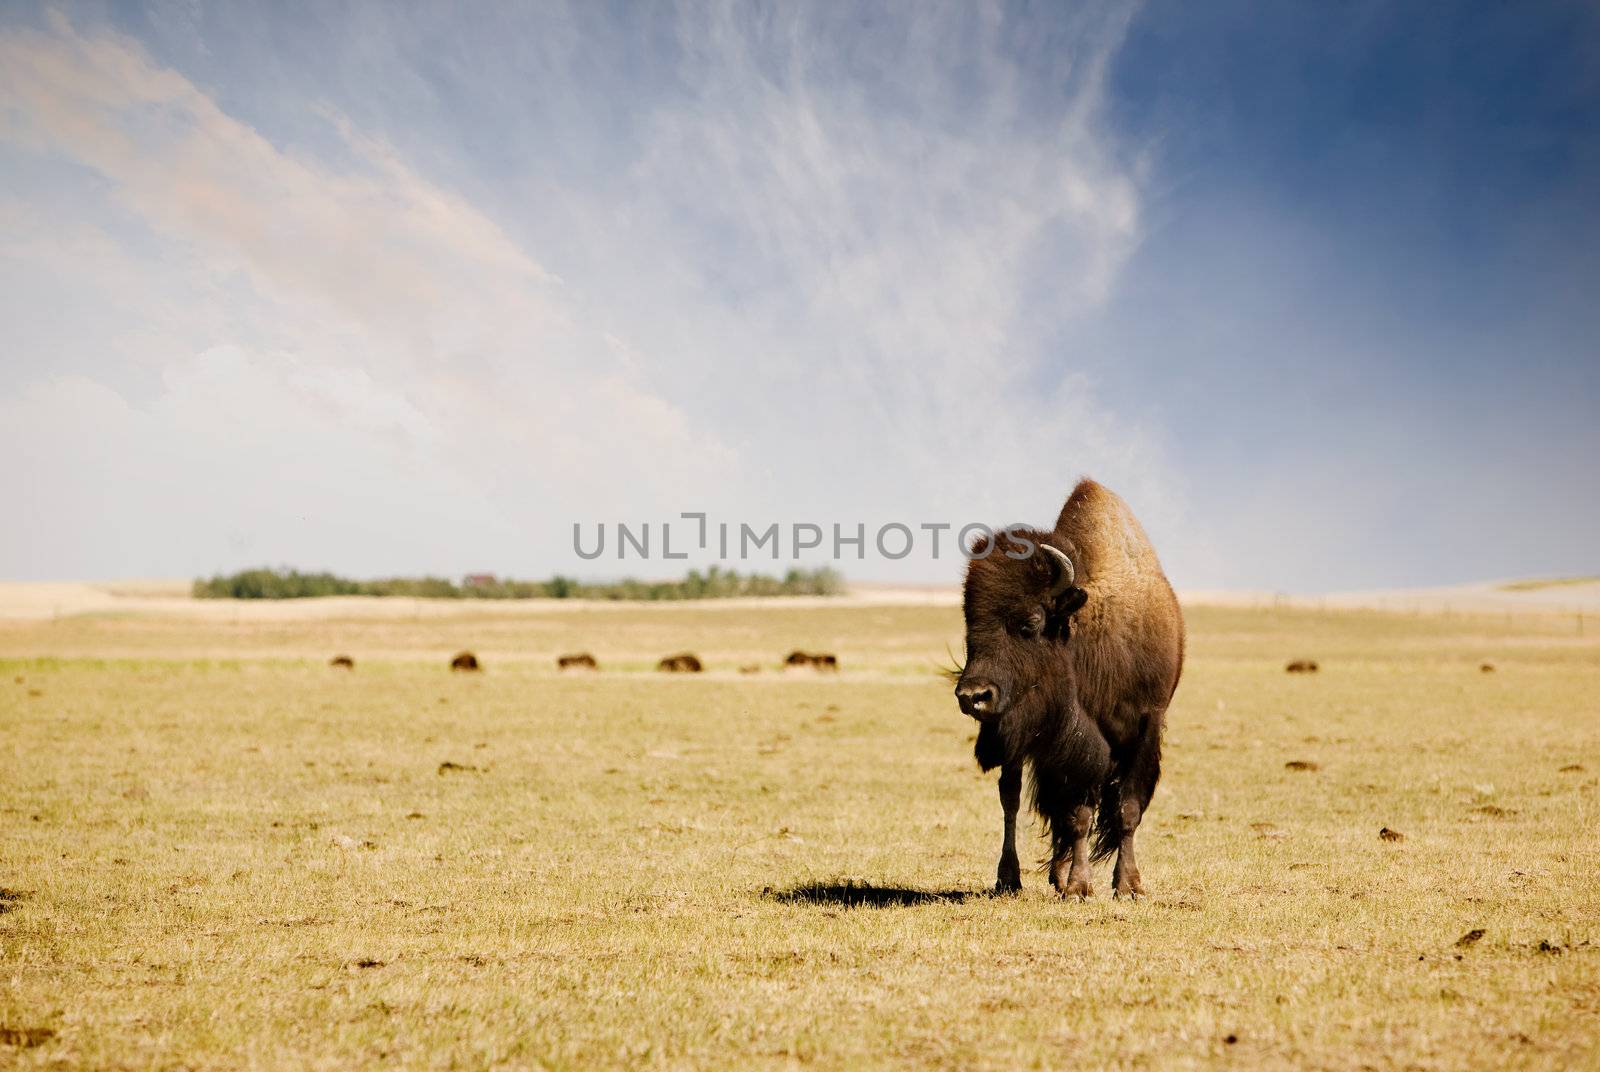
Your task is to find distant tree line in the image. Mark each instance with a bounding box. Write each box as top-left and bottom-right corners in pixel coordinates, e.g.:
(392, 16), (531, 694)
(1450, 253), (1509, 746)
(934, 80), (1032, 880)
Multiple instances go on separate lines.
(192, 565), (844, 601)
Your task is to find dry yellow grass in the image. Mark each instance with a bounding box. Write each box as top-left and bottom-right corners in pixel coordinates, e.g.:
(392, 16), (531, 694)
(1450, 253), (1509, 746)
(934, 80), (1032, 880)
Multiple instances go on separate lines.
(2, 602), (1597, 1069)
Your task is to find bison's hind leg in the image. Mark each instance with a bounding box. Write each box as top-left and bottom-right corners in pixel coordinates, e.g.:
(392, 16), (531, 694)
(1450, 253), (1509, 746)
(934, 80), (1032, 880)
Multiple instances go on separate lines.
(1110, 804), (1146, 900)
(1109, 708), (1164, 900)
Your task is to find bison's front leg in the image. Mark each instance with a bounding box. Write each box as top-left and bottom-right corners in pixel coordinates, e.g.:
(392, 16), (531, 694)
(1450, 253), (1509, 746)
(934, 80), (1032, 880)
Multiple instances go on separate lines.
(995, 763), (1023, 894)
(1049, 802), (1095, 900)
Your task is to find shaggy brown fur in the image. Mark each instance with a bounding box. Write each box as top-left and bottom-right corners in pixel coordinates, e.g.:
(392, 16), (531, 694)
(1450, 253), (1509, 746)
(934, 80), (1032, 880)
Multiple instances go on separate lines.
(956, 478), (1184, 899)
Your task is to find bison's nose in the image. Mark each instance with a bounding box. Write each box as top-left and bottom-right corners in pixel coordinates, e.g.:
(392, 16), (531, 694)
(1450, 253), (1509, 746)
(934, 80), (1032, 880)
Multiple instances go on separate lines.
(956, 680), (998, 718)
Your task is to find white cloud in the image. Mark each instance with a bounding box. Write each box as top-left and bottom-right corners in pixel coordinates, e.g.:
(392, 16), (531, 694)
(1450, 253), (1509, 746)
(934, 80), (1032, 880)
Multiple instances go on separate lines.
(0, 6), (1176, 581)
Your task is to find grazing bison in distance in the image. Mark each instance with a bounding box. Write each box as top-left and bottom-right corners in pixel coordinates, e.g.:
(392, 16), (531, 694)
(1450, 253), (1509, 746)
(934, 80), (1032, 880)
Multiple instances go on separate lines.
(450, 652), (481, 672)
(1285, 659), (1319, 674)
(784, 651), (839, 671)
(657, 652), (703, 673)
(956, 478), (1184, 899)
(558, 653), (599, 671)
(329, 655), (354, 670)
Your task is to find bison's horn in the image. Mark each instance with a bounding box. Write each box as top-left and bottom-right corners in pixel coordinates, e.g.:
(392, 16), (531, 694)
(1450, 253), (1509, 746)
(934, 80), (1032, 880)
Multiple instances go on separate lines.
(1040, 544), (1075, 596)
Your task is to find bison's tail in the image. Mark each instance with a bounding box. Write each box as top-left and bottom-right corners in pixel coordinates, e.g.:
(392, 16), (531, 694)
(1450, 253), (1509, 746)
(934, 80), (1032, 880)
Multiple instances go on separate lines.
(1090, 778), (1122, 863)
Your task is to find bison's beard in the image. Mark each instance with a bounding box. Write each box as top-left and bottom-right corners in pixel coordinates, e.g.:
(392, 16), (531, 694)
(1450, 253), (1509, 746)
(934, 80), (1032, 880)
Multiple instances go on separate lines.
(973, 719), (1005, 771)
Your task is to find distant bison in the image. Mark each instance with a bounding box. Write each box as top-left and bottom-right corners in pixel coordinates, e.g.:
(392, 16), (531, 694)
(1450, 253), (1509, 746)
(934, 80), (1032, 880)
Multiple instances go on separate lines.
(558, 653), (599, 671)
(1480, 662), (1496, 673)
(657, 652), (703, 673)
(784, 650), (839, 671)
(329, 655), (355, 670)
(1285, 660), (1319, 674)
(450, 652), (481, 672)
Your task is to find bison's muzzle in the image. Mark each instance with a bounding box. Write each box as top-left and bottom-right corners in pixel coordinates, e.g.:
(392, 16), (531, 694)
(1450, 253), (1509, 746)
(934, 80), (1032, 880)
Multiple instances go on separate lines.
(955, 677), (1002, 720)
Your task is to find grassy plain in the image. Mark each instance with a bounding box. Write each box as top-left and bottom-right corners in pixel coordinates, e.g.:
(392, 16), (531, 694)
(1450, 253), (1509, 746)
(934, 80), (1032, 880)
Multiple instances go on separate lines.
(1, 601), (1597, 1070)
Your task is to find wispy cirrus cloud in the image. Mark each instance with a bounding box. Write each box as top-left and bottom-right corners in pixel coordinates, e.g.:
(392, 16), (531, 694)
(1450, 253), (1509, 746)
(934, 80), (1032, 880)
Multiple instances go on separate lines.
(0, 4), (1172, 581)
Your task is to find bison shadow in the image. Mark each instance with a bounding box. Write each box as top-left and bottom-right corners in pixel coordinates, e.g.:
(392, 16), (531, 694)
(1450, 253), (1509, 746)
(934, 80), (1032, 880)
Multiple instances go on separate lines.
(765, 880), (983, 908)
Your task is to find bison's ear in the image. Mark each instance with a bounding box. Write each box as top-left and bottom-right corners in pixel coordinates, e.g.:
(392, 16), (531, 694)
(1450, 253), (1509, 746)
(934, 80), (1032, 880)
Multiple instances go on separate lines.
(1045, 586), (1088, 641)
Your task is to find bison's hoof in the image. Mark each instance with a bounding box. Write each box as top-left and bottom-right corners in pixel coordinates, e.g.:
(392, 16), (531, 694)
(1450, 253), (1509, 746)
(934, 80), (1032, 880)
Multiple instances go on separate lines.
(995, 859), (1022, 895)
(1058, 878), (1092, 900)
(1112, 888), (1144, 902)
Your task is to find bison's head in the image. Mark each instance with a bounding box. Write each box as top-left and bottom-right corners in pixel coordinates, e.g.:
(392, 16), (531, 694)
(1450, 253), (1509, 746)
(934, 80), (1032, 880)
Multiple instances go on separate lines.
(955, 528), (1087, 723)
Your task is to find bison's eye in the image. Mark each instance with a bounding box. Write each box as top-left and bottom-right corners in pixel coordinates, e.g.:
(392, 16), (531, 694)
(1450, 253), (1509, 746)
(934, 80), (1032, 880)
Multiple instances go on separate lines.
(1018, 611), (1045, 640)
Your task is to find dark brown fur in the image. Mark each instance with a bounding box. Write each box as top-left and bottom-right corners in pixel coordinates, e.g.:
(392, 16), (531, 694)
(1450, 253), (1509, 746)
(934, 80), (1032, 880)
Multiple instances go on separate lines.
(956, 478), (1184, 899)
(657, 652), (703, 673)
(450, 652), (481, 672)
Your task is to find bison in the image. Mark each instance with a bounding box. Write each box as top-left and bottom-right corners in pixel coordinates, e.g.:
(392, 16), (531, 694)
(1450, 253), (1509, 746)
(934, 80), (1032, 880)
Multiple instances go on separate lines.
(450, 651), (481, 672)
(329, 655), (355, 670)
(783, 651), (839, 672)
(558, 653), (599, 671)
(1285, 660), (1319, 673)
(657, 652), (703, 673)
(955, 478), (1184, 899)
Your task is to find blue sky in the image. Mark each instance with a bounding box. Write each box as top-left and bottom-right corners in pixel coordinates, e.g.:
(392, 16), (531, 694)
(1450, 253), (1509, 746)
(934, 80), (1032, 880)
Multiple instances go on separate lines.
(2, 2), (1595, 590)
